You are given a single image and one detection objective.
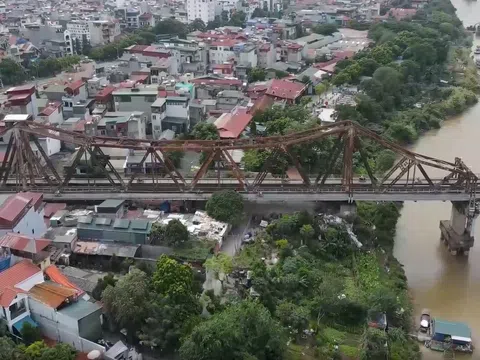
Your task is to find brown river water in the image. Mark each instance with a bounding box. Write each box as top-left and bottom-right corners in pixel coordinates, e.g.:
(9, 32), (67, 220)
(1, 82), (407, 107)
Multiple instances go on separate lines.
(393, 3), (480, 357)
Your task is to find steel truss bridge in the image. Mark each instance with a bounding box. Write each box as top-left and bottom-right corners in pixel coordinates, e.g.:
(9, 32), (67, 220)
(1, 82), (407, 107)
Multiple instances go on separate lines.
(0, 120), (478, 203)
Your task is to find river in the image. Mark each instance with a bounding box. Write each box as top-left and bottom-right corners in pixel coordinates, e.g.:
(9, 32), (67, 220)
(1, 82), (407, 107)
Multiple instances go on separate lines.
(393, 2), (480, 358)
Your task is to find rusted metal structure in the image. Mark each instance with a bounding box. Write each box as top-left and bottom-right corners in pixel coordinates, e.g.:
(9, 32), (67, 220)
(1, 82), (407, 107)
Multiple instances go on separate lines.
(0, 120), (478, 198)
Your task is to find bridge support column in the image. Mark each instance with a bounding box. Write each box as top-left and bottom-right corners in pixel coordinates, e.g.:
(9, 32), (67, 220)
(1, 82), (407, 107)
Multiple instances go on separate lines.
(439, 202), (477, 255)
(340, 202), (357, 217)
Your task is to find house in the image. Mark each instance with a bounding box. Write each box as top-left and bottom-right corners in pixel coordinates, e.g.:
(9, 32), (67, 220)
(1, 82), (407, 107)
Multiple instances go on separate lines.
(95, 86), (116, 113)
(265, 79), (306, 104)
(163, 96), (190, 134)
(388, 8), (417, 21)
(257, 43), (276, 69)
(0, 233), (52, 270)
(37, 101), (63, 125)
(214, 107), (252, 139)
(0, 192), (46, 238)
(5, 84), (39, 117)
(190, 75), (244, 99)
(76, 217), (152, 245)
(29, 290), (102, 342)
(63, 80), (87, 116)
(113, 85), (159, 118)
(216, 90), (245, 111)
(0, 260), (44, 336)
(151, 98), (166, 139)
(95, 200), (126, 219)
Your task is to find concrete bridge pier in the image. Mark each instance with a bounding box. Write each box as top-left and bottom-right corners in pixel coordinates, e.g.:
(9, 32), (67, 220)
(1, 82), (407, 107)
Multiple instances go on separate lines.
(439, 202), (478, 255)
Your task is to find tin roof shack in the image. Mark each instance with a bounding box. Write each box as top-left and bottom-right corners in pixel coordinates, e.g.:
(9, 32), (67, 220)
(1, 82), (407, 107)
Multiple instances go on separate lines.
(95, 200), (126, 219)
(0, 233), (52, 270)
(28, 291), (103, 343)
(77, 217), (152, 245)
(72, 241), (140, 270)
(431, 318), (473, 353)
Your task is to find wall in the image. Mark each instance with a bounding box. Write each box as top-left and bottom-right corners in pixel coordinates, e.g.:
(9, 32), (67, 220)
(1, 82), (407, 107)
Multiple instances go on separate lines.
(30, 299), (105, 353)
(16, 271), (45, 291)
(78, 308), (102, 340)
(115, 95), (156, 117)
(10, 206), (47, 238)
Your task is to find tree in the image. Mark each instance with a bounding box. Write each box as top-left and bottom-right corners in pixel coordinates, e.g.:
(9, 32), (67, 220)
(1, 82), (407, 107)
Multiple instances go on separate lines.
(313, 23), (338, 36)
(206, 190), (244, 224)
(189, 18), (206, 32)
(0, 58), (27, 85)
(300, 224), (314, 244)
(275, 70), (289, 79)
(81, 35), (92, 55)
(0, 336), (24, 360)
(21, 322), (42, 345)
(251, 7), (267, 18)
(276, 301), (310, 335)
(205, 253), (233, 279)
(180, 301), (287, 360)
(152, 255), (194, 297)
(24, 341), (48, 360)
(164, 219), (189, 246)
(247, 67), (266, 82)
(228, 11), (246, 27)
(191, 122), (219, 140)
(102, 268), (150, 338)
(92, 273), (117, 301)
(38, 344), (76, 360)
(360, 328), (388, 360)
(154, 18), (188, 37)
(375, 150), (396, 173)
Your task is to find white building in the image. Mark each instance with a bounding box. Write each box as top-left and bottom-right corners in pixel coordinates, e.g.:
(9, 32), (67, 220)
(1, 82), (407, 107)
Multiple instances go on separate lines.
(0, 260), (44, 335)
(66, 21), (91, 53)
(187, 0), (216, 24)
(151, 98), (166, 140)
(0, 192), (46, 238)
(209, 39), (238, 64)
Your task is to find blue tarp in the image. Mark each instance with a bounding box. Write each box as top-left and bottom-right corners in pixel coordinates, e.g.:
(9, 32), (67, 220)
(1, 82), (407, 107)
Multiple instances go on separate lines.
(0, 256), (11, 272)
(12, 315), (37, 333)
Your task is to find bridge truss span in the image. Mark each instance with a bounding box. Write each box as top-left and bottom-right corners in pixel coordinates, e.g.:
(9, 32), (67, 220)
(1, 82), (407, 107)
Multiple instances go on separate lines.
(0, 120), (477, 203)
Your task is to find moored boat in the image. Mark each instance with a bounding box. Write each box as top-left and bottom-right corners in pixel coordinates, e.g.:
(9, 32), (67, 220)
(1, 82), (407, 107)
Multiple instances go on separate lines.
(425, 318), (473, 354)
(419, 308), (431, 333)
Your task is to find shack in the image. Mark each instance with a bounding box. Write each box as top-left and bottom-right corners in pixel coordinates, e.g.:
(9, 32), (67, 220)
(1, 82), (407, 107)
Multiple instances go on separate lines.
(429, 318), (473, 353)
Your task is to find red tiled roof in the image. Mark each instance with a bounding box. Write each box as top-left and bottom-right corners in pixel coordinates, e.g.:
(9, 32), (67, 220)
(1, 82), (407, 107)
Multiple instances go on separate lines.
(126, 44), (149, 52)
(130, 72), (149, 83)
(0, 233), (51, 253)
(39, 102), (61, 117)
(0, 260), (41, 307)
(6, 84), (35, 93)
(250, 95), (274, 115)
(8, 93), (31, 101)
(74, 119), (87, 132)
(95, 86), (115, 101)
(65, 79), (85, 93)
(43, 203), (67, 218)
(0, 194), (32, 225)
(215, 107), (252, 139)
(266, 79), (306, 101)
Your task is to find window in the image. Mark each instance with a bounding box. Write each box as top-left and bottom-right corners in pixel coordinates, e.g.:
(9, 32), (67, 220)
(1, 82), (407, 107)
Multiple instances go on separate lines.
(144, 96), (156, 103)
(119, 96), (131, 102)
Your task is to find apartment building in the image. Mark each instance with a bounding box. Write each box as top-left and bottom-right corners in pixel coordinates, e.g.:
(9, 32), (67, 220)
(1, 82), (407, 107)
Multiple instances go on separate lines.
(88, 20), (120, 46)
(113, 85), (158, 118)
(209, 39), (238, 65)
(187, 0), (216, 23)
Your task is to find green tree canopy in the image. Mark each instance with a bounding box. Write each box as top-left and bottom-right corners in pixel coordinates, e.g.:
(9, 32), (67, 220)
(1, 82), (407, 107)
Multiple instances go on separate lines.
(152, 255), (194, 297)
(313, 23), (338, 36)
(164, 219), (189, 246)
(180, 301), (287, 360)
(191, 122), (219, 140)
(206, 190), (244, 224)
(102, 268), (150, 338)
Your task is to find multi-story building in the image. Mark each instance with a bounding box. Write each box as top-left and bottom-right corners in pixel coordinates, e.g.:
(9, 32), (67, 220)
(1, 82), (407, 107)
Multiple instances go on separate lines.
(209, 39), (238, 65)
(257, 43), (276, 68)
(5, 84), (39, 117)
(113, 85), (158, 119)
(187, 0), (216, 24)
(126, 9), (140, 28)
(66, 21), (91, 48)
(216, 0), (240, 16)
(88, 20), (120, 46)
(151, 98), (166, 139)
(234, 43), (258, 68)
(62, 80), (87, 116)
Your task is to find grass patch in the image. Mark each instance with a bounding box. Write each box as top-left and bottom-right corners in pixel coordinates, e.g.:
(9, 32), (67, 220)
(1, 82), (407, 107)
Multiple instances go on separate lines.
(323, 327), (347, 343)
(340, 344), (359, 358)
(172, 240), (213, 262)
(233, 240), (267, 268)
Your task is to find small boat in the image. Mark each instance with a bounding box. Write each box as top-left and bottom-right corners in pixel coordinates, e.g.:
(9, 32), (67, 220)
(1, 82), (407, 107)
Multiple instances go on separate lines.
(420, 309), (431, 333)
(474, 46), (480, 55)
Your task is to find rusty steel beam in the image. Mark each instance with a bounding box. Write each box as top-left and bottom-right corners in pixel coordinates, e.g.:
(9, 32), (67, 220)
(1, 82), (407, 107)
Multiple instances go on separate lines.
(281, 146), (310, 187)
(157, 149), (186, 188)
(151, 150), (185, 191)
(93, 146), (125, 189)
(416, 163), (434, 188)
(0, 135), (14, 183)
(190, 150), (217, 190)
(31, 135), (61, 184)
(220, 149), (248, 190)
(60, 147), (86, 191)
(356, 137), (377, 186)
(126, 149), (150, 189)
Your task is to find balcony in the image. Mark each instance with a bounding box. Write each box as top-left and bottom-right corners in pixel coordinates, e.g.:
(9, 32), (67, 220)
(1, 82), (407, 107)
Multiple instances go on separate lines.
(10, 301), (27, 320)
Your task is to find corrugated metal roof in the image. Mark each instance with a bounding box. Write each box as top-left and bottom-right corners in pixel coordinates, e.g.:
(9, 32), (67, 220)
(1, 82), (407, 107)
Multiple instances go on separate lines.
(0, 233), (51, 253)
(28, 282), (77, 309)
(57, 299), (102, 320)
(434, 319), (471, 338)
(0, 260), (41, 307)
